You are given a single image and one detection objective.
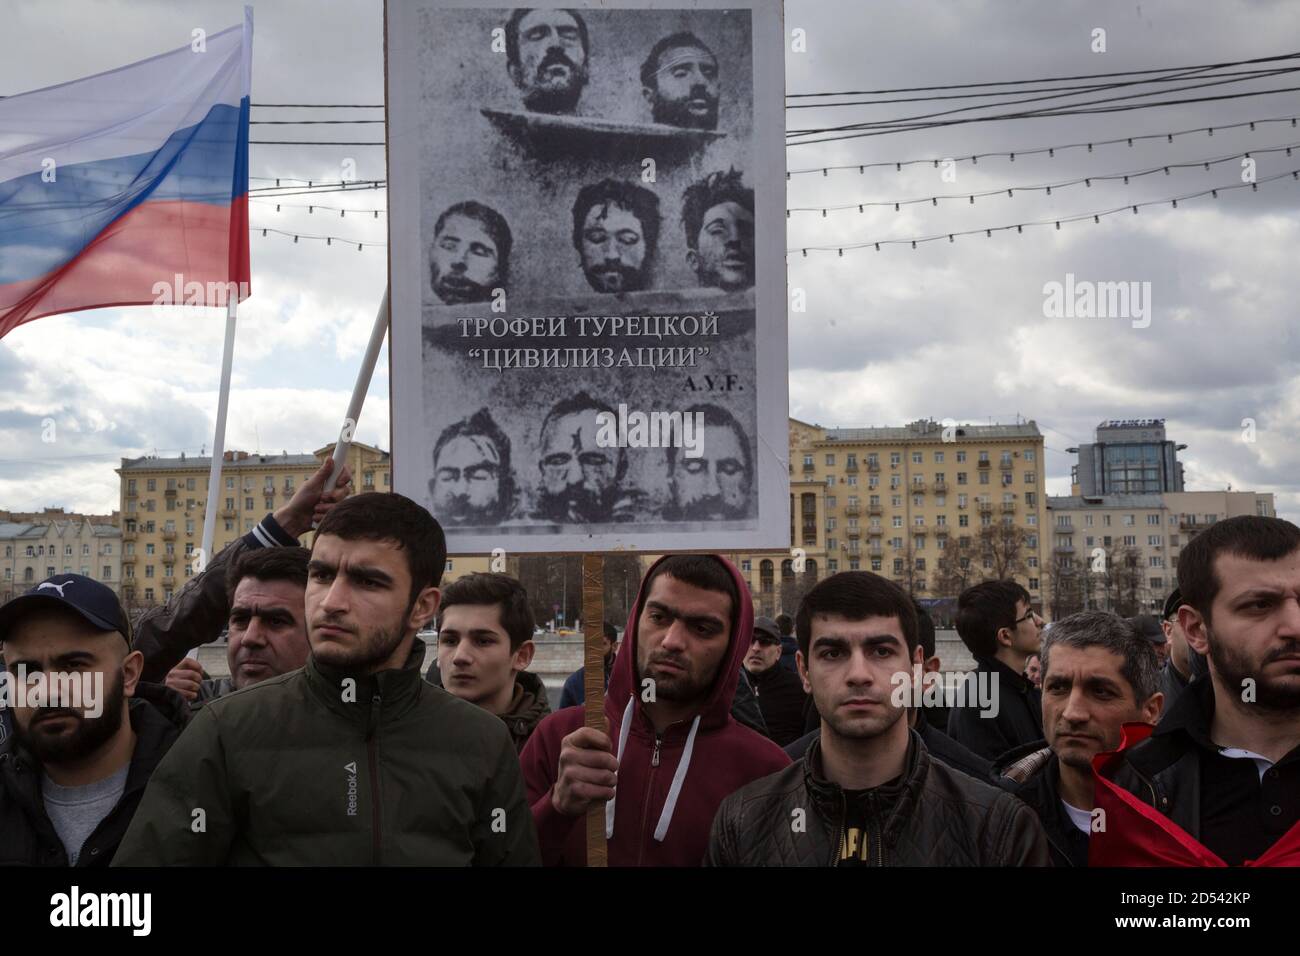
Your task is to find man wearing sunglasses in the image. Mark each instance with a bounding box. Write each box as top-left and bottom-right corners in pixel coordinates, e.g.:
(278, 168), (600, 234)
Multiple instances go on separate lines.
(947, 580), (1046, 762)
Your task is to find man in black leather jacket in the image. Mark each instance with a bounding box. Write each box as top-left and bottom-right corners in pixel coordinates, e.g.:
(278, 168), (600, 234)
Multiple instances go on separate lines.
(705, 571), (1048, 866)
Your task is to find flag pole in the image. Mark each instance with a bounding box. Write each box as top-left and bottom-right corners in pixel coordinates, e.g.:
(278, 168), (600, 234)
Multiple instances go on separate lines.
(324, 285), (390, 493)
(185, 298), (238, 661)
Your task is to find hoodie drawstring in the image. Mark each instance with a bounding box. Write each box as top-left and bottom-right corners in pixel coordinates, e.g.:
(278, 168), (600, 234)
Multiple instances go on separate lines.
(653, 714), (701, 842)
(605, 698), (635, 839)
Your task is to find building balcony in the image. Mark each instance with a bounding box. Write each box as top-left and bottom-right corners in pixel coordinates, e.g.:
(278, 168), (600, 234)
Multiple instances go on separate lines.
(1180, 518), (1211, 532)
(164, 488), (177, 497)
(847, 527), (861, 538)
(1000, 460), (1014, 470)
(911, 482), (927, 494)
(125, 488), (138, 499)
(1054, 543), (1076, 553)
(121, 531), (136, 542)
(977, 460), (991, 469)
(977, 503), (994, 514)
(866, 461), (880, 472)
(282, 487), (294, 498)
(162, 529), (176, 541)
(121, 554), (137, 564)
(844, 505), (860, 516)
(932, 481), (948, 493)
(1001, 502), (1017, 514)
(1056, 521), (1074, 533)
(844, 461), (859, 473)
(868, 503), (883, 515)
(802, 461), (815, 473)
(869, 544), (883, 556)
(220, 508), (237, 519)
(911, 525), (929, 535)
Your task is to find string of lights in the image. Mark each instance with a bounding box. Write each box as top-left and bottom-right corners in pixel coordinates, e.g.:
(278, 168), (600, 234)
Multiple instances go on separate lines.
(787, 166), (1299, 255)
(786, 141), (1299, 215)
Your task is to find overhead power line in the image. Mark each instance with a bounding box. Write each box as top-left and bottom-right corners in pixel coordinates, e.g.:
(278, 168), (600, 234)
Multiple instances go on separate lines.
(785, 115), (1297, 176)
(785, 51), (1300, 98)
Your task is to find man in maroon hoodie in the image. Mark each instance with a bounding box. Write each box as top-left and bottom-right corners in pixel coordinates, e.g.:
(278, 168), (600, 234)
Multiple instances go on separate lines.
(520, 554), (790, 865)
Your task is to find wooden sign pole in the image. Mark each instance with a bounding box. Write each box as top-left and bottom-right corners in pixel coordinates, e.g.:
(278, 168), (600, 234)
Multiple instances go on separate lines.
(581, 553), (608, 867)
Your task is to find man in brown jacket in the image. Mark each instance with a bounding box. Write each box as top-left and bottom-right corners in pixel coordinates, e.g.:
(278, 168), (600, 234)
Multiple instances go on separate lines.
(706, 571), (1049, 866)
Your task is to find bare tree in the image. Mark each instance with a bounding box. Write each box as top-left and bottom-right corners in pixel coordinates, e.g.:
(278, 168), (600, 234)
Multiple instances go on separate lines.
(891, 542), (921, 596)
(1048, 556), (1086, 620)
(933, 535), (979, 600)
(779, 564), (820, 618)
(977, 522), (1030, 582)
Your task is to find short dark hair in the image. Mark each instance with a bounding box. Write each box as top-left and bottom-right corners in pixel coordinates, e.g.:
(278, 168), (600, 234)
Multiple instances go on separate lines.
(603, 621), (618, 642)
(1041, 610), (1160, 703)
(505, 8), (589, 74)
(438, 573), (534, 651)
(1177, 516), (1300, 624)
(313, 493), (447, 605)
(571, 179), (661, 263)
(913, 598), (936, 659)
(432, 408), (515, 516)
(641, 555), (740, 625)
(796, 571), (919, 662)
(775, 613), (793, 637)
(664, 403), (751, 478)
(639, 31), (716, 89)
(955, 579), (1032, 658)
(681, 168), (753, 250)
(434, 201), (513, 284)
(225, 546), (310, 604)
(540, 391), (628, 483)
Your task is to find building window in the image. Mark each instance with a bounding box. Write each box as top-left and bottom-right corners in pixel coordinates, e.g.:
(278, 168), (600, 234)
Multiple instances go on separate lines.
(741, 559), (751, 572)
(825, 454), (835, 466)
(1024, 472), (1035, 484)
(911, 452), (922, 464)
(146, 479), (156, 492)
(226, 476), (235, 489)
(1124, 514), (1135, 526)
(956, 451), (967, 462)
(1028, 577), (1040, 590)
(827, 559), (839, 572)
(934, 451), (944, 463)
(889, 453), (901, 467)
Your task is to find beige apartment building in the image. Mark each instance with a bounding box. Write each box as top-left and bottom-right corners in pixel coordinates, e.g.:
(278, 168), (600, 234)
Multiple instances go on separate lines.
(0, 518), (121, 602)
(724, 417), (1048, 619)
(116, 441), (489, 609)
(1044, 489), (1276, 618)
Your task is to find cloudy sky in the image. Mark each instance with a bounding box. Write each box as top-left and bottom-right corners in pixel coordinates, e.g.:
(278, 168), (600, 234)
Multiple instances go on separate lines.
(2, 0), (1297, 521)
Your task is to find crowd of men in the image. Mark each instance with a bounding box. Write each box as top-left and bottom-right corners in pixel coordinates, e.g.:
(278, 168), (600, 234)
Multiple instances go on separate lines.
(1, 458), (1297, 866)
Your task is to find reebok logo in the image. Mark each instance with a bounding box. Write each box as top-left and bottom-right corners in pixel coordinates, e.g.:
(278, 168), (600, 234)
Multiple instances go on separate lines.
(345, 762), (358, 817)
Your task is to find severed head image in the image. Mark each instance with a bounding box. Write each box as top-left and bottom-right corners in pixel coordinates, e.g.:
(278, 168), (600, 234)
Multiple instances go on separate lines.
(533, 391), (645, 524)
(662, 403), (754, 521)
(571, 178), (661, 294)
(429, 408), (516, 525)
(682, 168), (754, 292)
(640, 31), (720, 130)
(505, 7), (590, 114)
(429, 201), (512, 305)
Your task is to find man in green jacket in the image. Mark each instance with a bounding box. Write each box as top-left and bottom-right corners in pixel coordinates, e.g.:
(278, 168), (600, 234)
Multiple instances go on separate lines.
(114, 492), (539, 866)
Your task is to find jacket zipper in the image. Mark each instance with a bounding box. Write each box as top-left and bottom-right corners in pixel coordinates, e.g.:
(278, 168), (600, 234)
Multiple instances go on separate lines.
(367, 693), (382, 866)
(635, 734), (664, 866)
(832, 790), (846, 866)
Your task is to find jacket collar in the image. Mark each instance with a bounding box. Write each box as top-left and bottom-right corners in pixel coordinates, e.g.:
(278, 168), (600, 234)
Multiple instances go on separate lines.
(801, 730), (928, 844)
(1153, 674), (1216, 747)
(974, 654), (1031, 693)
(304, 638), (427, 724)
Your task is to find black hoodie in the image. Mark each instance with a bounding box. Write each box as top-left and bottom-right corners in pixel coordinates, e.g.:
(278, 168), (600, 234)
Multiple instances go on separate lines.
(0, 681), (188, 866)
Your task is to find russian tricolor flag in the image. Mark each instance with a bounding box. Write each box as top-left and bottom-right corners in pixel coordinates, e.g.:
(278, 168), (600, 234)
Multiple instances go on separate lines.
(0, 9), (252, 339)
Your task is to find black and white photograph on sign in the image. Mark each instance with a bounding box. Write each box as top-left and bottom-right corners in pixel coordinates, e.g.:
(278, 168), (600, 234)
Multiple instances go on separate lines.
(386, 0), (787, 553)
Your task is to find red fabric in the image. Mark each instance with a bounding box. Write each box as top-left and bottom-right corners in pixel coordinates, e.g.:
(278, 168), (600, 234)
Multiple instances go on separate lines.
(0, 199), (250, 339)
(520, 554), (790, 866)
(1090, 722), (1300, 867)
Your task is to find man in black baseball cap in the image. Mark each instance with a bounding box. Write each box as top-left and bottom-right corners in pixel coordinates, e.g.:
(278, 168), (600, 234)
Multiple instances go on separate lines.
(1128, 614), (1169, 667)
(0, 574), (186, 866)
(742, 616), (807, 745)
